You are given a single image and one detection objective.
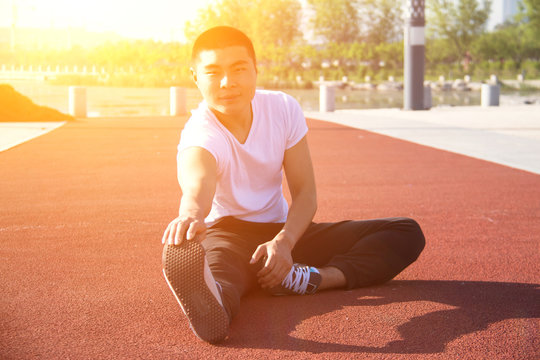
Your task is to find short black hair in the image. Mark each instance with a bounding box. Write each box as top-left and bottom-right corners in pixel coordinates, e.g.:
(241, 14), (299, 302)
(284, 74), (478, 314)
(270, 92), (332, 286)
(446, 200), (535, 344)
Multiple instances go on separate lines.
(191, 26), (256, 67)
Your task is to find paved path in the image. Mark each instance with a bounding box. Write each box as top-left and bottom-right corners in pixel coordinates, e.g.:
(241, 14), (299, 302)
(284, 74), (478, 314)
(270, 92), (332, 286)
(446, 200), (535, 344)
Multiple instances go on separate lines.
(1, 116), (539, 359)
(306, 104), (540, 175)
(0, 122), (66, 152)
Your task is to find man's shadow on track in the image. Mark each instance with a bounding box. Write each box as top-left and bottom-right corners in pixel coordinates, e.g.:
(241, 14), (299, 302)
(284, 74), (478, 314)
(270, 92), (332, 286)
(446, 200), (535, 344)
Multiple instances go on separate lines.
(223, 280), (539, 354)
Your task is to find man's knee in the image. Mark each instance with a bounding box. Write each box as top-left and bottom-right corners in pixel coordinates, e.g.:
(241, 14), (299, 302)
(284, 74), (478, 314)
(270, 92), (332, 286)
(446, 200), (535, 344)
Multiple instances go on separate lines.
(393, 217), (426, 263)
(371, 217), (425, 285)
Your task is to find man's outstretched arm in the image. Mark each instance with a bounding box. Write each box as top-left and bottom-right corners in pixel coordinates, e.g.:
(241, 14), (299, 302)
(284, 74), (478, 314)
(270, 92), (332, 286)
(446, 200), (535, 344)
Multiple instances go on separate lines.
(251, 136), (317, 288)
(162, 147), (217, 246)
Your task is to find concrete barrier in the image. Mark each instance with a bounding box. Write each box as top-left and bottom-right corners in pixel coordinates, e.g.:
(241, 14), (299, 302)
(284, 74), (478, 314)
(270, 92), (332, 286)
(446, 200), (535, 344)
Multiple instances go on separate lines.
(68, 86), (87, 117)
(481, 84), (500, 107)
(319, 84), (335, 112)
(424, 85), (432, 109)
(170, 87), (186, 116)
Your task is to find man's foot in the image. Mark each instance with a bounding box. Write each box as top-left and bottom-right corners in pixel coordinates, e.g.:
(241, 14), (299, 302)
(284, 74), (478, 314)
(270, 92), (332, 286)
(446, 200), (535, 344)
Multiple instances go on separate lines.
(162, 241), (229, 343)
(268, 263), (322, 296)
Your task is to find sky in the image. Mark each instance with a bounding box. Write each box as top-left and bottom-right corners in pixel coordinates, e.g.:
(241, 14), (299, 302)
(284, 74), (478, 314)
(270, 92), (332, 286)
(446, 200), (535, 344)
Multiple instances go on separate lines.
(0, 0), (513, 43)
(0, 0), (214, 42)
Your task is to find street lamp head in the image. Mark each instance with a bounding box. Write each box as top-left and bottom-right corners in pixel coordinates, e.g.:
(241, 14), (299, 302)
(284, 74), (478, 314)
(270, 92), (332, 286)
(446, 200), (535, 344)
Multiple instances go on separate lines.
(405, 0), (426, 27)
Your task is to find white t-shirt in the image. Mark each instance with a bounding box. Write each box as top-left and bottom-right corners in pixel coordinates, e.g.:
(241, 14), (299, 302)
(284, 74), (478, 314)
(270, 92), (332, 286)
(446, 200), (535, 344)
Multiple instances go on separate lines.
(178, 90), (308, 226)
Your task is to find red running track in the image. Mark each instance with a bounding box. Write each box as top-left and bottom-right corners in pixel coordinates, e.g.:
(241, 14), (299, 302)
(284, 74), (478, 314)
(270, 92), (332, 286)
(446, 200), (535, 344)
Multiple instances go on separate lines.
(1, 117), (538, 359)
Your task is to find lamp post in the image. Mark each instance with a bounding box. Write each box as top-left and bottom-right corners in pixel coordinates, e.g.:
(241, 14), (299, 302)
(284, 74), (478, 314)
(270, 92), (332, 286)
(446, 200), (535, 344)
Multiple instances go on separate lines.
(404, 0), (426, 110)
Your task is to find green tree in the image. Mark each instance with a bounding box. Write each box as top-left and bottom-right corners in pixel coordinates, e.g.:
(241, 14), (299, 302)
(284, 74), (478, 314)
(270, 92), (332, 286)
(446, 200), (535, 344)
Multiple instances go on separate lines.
(184, 0), (303, 52)
(472, 0), (540, 70)
(306, 0), (360, 43)
(520, 0), (540, 58)
(427, 0), (492, 59)
(521, 0), (540, 34)
(185, 0), (244, 43)
(357, 0), (404, 44)
(183, 0), (303, 86)
(426, 38), (458, 73)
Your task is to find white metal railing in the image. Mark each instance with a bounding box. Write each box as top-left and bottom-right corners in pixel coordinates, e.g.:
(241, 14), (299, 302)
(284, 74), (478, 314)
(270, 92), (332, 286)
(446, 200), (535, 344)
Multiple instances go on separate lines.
(0, 64), (129, 80)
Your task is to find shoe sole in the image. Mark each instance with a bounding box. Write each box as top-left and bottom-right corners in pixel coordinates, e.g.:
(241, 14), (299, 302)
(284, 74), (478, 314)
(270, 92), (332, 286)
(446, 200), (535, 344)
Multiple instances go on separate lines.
(162, 241), (229, 343)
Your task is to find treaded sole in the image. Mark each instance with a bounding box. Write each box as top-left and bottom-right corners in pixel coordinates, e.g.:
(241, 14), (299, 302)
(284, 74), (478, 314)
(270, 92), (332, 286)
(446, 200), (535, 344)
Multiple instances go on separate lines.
(162, 241), (229, 343)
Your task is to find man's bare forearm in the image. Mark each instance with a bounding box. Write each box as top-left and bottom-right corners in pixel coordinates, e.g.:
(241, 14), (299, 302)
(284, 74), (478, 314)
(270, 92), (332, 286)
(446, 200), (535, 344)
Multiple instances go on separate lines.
(177, 147), (217, 218)
(162, 147), (217, 245)
(278, 189), (317, 249)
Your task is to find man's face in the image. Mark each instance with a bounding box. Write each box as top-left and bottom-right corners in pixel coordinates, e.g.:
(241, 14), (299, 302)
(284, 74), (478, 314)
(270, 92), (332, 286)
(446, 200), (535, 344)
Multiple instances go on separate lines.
(192, 46), (257, 120)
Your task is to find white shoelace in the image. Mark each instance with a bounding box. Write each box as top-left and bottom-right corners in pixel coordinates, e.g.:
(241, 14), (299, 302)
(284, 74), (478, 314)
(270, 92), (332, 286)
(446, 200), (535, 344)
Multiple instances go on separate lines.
(281, 265), (310, 294)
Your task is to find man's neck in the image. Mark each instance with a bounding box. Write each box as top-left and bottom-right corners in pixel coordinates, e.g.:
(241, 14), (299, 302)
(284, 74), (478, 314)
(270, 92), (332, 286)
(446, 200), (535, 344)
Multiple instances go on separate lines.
(212, 105), (253, 144)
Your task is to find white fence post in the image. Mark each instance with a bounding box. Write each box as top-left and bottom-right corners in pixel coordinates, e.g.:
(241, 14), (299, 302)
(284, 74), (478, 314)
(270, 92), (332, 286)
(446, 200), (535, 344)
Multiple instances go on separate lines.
(319, 84), (335, 112)
(423, 85), (432, 110)
(69, 86), (87, 117)
(481, 84), (500, 107)
(170, 87), (186, 116)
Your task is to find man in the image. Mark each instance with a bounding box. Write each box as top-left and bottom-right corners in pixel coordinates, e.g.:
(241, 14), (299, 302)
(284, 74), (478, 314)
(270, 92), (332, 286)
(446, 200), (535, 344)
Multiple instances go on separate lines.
(162, 26), (425, 343)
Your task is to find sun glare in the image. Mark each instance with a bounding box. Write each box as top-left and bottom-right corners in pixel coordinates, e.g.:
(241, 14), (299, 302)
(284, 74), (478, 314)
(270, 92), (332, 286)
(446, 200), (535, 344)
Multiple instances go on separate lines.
(2, 0), (214, 42)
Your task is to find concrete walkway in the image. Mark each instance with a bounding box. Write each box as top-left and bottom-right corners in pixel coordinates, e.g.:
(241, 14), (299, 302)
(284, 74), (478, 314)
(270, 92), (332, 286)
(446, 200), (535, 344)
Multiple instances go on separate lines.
(305, 104), (540, 175)
(0, 122), (66, 152)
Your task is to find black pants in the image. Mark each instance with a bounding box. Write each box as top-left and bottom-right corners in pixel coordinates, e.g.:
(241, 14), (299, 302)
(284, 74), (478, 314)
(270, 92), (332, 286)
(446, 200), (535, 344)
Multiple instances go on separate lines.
(202, 216), (425, 320)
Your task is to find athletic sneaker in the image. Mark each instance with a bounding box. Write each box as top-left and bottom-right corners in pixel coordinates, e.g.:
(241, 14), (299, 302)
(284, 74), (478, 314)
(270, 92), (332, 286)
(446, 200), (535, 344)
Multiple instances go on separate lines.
(268, 263), (322, 296)
(162, 241), (229, 343)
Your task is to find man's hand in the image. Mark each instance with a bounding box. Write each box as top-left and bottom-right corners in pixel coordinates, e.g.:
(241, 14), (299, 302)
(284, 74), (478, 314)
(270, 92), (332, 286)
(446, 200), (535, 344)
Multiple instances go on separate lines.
(162, 215), (207, 246)
(250, 231), (294, 289)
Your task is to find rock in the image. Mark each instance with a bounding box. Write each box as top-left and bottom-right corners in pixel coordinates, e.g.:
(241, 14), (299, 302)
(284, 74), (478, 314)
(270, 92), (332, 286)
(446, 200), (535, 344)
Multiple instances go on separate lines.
(0, 84), (74, 122)
(377, 81), (403, 91)
(452, 79), (471, 91)
(431, 82), (452, 92)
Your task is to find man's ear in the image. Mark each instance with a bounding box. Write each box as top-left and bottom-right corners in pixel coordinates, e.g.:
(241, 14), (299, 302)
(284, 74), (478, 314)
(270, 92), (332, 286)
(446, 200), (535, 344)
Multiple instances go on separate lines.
(190, 67), (197, 84)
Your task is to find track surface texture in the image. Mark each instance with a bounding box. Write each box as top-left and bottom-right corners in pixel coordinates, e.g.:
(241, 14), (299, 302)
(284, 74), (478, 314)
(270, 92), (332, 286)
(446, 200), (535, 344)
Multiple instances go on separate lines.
(1, 116), (538, 359)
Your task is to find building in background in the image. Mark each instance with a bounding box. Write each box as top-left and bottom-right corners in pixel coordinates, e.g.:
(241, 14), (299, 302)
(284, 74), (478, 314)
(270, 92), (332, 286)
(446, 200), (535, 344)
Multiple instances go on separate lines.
(487, 0), (521, 30)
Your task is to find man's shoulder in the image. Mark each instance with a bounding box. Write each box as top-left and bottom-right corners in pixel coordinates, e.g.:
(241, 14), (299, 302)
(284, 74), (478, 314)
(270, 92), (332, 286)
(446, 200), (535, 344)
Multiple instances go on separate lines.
(185, 103), (217, 129)
(254, 89), (299, 108)
(179, 109), (227, 156)
(188, 101), (211, 121)
(182, 106), (223, 142)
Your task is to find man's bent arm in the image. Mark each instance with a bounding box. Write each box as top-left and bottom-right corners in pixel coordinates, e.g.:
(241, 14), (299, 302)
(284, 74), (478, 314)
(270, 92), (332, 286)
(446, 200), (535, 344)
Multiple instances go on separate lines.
(162, 147), (217, 245)
(280, 136), (318, 247)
